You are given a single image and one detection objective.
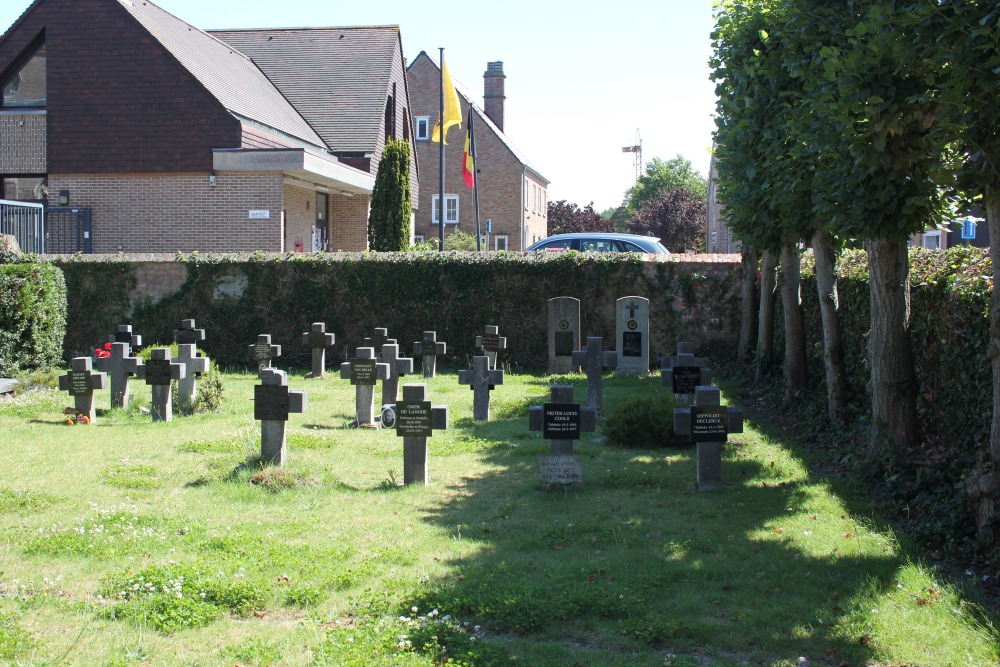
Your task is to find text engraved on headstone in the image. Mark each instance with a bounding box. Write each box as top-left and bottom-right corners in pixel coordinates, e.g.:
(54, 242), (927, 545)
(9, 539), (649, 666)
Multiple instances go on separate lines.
(395, 400), (433, 437)
(543, 403), (581, 440)
(540, 454), (583, 485)
(554, 331), (575, 357)
(622, 331), (643, 357)
(350, 360), (378, 386)
(68, 371), (92, 396)
(254, 385), (290, 421)
(672, 366), (702, 394)
(145, 359), (173, 386)
(254, 343), (274, 364)
(480, 332), (501, 352)
(692, 406), (728, 442)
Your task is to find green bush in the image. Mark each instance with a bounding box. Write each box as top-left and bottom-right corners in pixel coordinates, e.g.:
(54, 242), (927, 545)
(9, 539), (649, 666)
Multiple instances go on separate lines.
(601, 391), (690, 449)
(0, 262), (66, 373)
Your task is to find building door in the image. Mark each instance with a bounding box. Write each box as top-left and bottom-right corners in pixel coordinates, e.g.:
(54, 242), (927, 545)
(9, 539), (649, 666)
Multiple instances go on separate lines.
(314, 192), (329, 251)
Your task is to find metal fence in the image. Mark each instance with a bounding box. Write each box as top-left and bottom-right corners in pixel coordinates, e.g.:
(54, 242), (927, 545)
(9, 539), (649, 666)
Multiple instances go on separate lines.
(0, 198), (44, 253)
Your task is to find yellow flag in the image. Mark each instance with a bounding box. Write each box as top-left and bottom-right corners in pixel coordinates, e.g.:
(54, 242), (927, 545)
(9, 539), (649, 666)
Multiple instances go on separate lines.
(432, 57), (462, 144)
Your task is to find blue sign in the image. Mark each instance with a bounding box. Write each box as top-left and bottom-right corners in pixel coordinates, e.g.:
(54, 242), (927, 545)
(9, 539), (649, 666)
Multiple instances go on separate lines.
(487, 218), (492, 234)
(961, 217), (977, 240)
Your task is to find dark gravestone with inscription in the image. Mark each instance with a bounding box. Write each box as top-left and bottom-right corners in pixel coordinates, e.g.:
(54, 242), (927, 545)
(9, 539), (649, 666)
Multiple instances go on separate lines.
(572, 336), (618, 417)
(340, 347), (390, 426)
(660, 342), (712, 404)
(413, 331), (447, 378)
(110, 324), (142, 356)
(137, 348), (186, 422)
(475, 325), (507, 370)
(672, 366), (702, 395)
(674, 386), (744, 491)
(58, 357), (108, 423)
(528, 385), (596, 485)
(249, 334), (281, 375)
(173, 319), (205, 346)
(254, 368), (307, 466)
(615, 296), (649, 376)
(547, 297), (581, 374)
(302, 322), (336, 378)
(393, 383), (449, 485)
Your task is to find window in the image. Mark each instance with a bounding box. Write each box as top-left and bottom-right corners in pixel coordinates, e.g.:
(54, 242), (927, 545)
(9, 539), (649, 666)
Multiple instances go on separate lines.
(921, 230), (942, 249)
(2, 42), (46, 108)
(415, 116), (430, 141)
(524, 181), (529, 210)
(431, 194), (459, 224)
(414, 234), (425, 244)
(2, 176), (46, 201)
(494, 235), (509, 251)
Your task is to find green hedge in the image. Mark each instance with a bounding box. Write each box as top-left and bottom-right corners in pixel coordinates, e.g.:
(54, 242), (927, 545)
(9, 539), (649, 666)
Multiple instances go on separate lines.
(0, 261), (67, 373)
(53, 252), (742, 369)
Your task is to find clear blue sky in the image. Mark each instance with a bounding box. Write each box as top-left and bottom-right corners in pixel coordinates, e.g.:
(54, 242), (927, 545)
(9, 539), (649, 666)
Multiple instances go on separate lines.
(1, 0), (718, 212)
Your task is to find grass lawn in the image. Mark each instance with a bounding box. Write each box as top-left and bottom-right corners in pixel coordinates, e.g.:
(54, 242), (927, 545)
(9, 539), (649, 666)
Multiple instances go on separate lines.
(1, 364), (997, 666)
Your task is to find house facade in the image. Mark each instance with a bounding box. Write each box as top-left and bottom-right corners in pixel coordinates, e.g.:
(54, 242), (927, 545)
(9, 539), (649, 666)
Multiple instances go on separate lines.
(406, 53), (548, 251)
(0, 0), (416, 253)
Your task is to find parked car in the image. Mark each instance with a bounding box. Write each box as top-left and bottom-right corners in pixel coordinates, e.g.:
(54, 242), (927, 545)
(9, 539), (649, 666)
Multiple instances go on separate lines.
(526, 233), (670, 256)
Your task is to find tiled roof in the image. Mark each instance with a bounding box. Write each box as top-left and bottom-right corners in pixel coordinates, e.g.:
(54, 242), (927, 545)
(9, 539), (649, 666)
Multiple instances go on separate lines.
(118, 0), (325, 148)
(210, 26), (400, 154)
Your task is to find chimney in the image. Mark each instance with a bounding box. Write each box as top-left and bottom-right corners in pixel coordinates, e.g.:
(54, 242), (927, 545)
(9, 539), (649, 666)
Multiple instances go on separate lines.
(483, 61), (506, 131)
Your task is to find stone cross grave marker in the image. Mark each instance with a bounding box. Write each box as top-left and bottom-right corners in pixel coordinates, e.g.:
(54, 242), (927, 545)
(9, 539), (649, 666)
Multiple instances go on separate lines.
(254, 367), (308, 466)
(95, 341), (143, 409)
(547, 297), (581, 374)
(301, 322), (336, 378)
(173, 319), (205, 346)
(58, 357), (108, 423)
(615, 296), (650, 376)
(458, 355), (505, 421)
(381, 343), (414, 405)
(661, 341), (711, 404)
(475, 325), (507, 370)
(175, 344), (210, 407)
(363, 328), (395, 359)
(109, 324), (142, 356)
(249, 334), (281, 375)
(413, 331), (447, 378)
(392, 383), (449, 485)
(674, 386), (744, 491)
(138, 348), (186, 422)
(340, 347), (390, 426)
(528, 385), (596, 485)
(571, 336), (618, 417)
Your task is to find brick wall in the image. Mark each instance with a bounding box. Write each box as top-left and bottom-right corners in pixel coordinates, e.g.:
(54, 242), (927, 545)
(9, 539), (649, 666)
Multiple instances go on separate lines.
(0, 113), (46, 173)
(48, 171), (285, 252)
(284, 184), (314, 252)
(132, 261), (188, 304)
(331, 193), (370, 251)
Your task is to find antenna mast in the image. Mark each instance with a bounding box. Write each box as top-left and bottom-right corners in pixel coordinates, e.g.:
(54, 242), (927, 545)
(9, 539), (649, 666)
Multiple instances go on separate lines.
(621, 129), (642, 183)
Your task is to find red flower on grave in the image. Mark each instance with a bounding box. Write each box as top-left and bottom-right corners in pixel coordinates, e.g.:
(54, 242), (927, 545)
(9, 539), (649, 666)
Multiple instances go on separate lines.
(94, 346), (110, 358)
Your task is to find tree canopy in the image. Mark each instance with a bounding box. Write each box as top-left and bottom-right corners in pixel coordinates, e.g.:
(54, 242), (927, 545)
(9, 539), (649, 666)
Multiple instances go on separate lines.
(546, 200), (613, 235)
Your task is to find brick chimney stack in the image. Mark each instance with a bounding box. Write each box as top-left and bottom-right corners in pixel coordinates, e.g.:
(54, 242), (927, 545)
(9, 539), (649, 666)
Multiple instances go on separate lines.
(483, 61), (506, 132)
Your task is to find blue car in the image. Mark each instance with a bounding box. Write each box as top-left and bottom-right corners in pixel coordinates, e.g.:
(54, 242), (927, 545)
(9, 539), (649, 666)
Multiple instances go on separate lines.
(526, 233), (670, 255)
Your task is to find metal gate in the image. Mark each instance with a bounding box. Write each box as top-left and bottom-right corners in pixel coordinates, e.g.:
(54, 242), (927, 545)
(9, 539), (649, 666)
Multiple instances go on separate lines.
(0, 199), (44, 253)
(43, 207), (92, 254)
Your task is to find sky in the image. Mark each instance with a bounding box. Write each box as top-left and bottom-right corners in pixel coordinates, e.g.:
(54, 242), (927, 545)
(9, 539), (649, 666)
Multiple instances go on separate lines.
(0, 0), (718, 213)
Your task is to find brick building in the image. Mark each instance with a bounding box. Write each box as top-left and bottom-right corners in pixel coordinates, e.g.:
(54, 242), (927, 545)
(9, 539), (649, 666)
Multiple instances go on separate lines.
(0, 0), (416, 253)
(406, 52), (548, 251)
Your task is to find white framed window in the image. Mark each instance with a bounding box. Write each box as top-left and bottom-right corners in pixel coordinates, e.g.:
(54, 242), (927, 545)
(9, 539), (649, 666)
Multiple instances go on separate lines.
(431, 194), (459, 224)
(414, 234), (425, 244)
(415, 116), (430, 141)
(921, 230), (942, 249)
(494, 234), (509, 251)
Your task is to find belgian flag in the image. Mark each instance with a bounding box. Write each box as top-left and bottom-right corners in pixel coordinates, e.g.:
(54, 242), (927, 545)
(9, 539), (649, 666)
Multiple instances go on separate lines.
(462, 112), (476, 189)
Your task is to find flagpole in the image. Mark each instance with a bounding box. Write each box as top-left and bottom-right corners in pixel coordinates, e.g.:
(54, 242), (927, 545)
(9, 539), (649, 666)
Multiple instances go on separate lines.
(471, 107), (482, 251)
(438, 48), (445, 252)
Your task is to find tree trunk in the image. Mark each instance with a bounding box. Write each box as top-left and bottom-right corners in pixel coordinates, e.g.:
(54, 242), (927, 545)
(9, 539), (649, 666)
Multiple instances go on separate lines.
(812, 227), (848, 420)
(739, 245), (759, 360)
(755, 248), (778, 383)
(779, 237), (808, 399)
(866, 237), (917, 460)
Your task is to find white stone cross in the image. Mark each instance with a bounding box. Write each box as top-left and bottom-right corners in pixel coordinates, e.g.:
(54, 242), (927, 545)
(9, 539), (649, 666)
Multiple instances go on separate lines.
(674, 386), (744, 491)
(58, 357), (108, 423)
(475, 325), (507, 370)
(413, 331), (447, 378)
(340, 347), (390, 426)
(95, 341), (143, 409)
(458, 355), (505, 421)
(302, 322), (336, 377)
(571, 336), (618, 417)
(137, 348), (186, 422)
(255, 367), (308, 466)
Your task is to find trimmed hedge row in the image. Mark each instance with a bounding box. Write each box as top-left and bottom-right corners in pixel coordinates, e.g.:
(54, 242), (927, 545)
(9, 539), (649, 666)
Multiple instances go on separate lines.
(53, 252), (742, 370)
(0, 260), (67, 373)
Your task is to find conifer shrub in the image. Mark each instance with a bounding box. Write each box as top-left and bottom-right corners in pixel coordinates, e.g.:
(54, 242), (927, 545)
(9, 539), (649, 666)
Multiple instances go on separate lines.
(601, 391), (690, 449)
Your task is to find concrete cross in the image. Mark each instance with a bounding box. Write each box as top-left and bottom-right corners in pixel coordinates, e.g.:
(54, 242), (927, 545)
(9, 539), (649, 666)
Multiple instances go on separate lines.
(392, 383), (449, 486)
(381, 343), (414, 406)
(137, 347), (186, 422)
(458, 355), (505, 421)
(528, 385), (596, 485)
(674, 386), (744, 491)
(95, 341), (143, 409)
(475, 325), (507, 370)
(363, 328), (395, 359)
(249, 334), (281, 374)
(255, 367), (308, 466)
(58, 356), (108, 423)
(302, 322), (336, 378)
(660, 341), (711, 404)
(339, 347), (390, 426)
(175, 344), (210, 407)
(109, 324), (142, 356)
(413, 331), (447, 378)
(173, 319), (206, 346)
(571, 336), (618, 417)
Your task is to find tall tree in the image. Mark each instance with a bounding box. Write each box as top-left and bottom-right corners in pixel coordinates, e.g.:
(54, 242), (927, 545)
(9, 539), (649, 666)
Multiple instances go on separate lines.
(626, 188), (706, 252)
(624, 155), (709, 217)
(367, 139), (412, 251)
(546, 201), (613, 235)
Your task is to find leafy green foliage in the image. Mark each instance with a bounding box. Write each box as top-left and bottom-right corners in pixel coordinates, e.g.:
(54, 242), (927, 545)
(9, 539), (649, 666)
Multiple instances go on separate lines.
(0, 262), (67, 373)
(546, 200), (613, 234)
(368, 139), (413, 251)
(601, 391), (690, 449)
(624, 155), (708, 216)
(442, 229), (479, 250)
(0, 612), (35, 660)
(626, 187), (706, 252)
